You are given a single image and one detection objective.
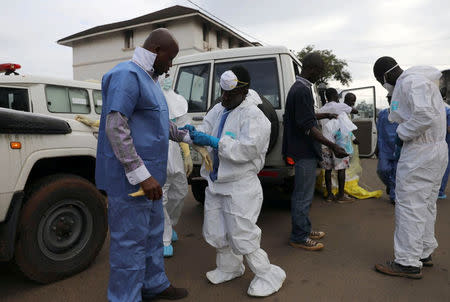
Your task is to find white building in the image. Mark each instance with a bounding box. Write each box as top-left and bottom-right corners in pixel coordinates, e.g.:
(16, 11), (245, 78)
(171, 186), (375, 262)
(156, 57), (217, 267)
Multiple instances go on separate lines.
(58, 5), (256, 80)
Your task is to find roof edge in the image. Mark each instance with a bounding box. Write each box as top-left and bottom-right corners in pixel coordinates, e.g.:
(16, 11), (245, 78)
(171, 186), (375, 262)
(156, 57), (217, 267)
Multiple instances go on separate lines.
(58, 5), (255, 47)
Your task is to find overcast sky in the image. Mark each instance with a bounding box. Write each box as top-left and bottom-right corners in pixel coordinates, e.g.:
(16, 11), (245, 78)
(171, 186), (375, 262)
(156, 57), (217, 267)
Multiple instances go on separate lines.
(1, 0), (449, 107)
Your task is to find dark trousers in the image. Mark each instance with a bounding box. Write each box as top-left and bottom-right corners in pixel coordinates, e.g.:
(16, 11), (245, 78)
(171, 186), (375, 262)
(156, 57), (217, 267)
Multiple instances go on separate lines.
(290, 158), (318, 243)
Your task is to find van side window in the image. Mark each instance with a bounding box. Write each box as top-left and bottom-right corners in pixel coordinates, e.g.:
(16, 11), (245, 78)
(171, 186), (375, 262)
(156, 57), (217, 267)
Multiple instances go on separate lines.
(175, 64), (211, 113)
(46, 85), (90, 114)
(93, 90), (102, 114)
(0, 87), (29, 112)
(213, 58), (281, 109)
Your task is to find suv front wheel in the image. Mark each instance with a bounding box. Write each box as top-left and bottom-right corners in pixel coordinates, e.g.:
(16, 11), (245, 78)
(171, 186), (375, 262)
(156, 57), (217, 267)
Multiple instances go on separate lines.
(15, 174), (107, 283)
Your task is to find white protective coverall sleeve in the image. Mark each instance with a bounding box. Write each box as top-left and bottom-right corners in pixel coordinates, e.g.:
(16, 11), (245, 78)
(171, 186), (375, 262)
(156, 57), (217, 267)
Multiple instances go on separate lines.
(396, 81), (437, 142)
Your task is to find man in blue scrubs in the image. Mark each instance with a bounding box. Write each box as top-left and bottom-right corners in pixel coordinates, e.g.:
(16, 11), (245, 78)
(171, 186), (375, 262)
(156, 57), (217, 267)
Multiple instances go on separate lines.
(96, 29), (189, 301)
(376, 95), (399, 204)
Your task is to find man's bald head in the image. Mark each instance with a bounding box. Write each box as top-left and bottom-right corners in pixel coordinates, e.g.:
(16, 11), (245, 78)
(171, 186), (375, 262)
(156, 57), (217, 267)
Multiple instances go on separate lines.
(143, 28), (179, 76)
(300, 52), (325, 83)
(373, 56), (403, 85)
(143, 28), (178, 52)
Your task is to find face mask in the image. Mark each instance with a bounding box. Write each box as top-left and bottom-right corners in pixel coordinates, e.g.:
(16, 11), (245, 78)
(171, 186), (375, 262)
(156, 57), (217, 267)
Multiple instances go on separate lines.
(383, 82), (395, 94)
(382, 64), (398, 93)
(161, 75), (173, 91)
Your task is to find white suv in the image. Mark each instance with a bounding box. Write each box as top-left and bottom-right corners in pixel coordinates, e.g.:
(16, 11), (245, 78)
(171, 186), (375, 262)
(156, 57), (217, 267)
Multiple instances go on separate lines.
(0, 107), (107, 283)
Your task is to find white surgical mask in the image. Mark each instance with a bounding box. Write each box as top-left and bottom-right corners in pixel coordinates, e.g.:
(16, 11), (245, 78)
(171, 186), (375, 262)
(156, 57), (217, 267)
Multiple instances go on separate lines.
(382, 64), (398, 93)
(383, 83), (395, 94)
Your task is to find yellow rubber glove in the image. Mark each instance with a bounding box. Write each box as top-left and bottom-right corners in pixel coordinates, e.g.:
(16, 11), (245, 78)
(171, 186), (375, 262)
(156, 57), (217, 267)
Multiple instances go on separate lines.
(180, 143), (193, 177)
(75, 115), (100, 128)
(129, 187), (144, 197)
(192, 145), (213, 172)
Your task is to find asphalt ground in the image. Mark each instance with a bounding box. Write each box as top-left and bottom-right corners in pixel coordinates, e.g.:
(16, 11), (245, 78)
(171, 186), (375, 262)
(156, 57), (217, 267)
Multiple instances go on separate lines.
(1, 159), (449, 301)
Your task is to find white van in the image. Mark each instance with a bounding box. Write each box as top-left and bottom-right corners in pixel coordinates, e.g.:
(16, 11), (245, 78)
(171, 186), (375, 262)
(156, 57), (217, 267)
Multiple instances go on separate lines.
(0, 73), (101, 120)
(169, 46), (377, 202)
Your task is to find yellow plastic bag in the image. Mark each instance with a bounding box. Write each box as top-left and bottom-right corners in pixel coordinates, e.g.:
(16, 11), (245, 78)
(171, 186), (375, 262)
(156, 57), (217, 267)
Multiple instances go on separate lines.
(316, 145), (382, 199)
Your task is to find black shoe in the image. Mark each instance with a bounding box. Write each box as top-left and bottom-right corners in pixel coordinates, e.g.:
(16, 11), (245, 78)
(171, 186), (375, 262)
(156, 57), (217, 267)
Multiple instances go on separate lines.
(375, 260), (422, 279)
(420, 255), (433, 267)
(143, 285), (188, 301)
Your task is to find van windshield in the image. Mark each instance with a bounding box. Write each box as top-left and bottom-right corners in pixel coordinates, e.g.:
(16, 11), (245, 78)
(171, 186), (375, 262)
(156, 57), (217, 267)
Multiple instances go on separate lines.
(213, 58), (281, 109)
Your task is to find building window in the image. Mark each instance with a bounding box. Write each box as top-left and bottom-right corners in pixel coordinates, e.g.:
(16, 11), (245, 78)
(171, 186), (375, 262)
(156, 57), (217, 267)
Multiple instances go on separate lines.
(228, 37), (233, 48)
(124, 30), (134, 49)
(202, 23), (209, 42)
(216, 31), (222, 48)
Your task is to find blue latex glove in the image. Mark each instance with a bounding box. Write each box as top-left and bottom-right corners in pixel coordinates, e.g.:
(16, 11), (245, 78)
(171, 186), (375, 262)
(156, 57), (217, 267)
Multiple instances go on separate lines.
(179, 124), (196, 134)
(191, 131), (219, 149)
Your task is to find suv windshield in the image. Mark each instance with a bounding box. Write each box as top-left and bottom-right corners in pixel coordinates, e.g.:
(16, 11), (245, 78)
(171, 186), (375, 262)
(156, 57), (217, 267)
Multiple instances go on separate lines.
(213, 58), (281, 108)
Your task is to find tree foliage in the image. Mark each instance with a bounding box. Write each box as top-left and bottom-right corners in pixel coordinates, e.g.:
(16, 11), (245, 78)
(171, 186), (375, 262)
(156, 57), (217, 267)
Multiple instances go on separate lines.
(296, 45), (352, 86)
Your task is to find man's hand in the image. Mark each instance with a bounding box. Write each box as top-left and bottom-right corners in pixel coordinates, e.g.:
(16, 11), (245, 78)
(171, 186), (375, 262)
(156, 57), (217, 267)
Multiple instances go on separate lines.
(141, 176), (163, 200)
(331, 144), (348, 158)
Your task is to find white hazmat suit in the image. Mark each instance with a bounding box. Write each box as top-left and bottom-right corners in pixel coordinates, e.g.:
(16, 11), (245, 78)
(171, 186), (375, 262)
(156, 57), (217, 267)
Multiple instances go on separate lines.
(197, 89), (286, 297)
(162, 88), (190, 248)
(389, 66), (448, 268)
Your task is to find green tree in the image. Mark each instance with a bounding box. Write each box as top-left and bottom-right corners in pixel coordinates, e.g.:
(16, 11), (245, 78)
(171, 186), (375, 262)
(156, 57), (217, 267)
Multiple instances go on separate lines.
(296, 45), (352, 86)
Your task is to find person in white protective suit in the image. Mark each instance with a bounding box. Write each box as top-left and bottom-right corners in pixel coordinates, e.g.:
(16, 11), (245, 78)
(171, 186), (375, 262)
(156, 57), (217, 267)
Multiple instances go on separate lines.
(373, 57), (448, 279)
(181, 66), (286, 297)
(160, 77), (193, 257)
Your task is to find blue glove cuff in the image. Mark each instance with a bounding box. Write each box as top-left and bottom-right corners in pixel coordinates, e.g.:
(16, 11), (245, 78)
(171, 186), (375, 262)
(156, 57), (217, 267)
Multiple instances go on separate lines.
(210, 136), (219, 149)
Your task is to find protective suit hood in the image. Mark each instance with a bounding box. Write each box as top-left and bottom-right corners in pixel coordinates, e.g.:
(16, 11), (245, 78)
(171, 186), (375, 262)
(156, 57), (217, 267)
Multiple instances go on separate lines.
(398, 66), (442, 84)
(239, 89), (262, 108)
(163, 89), (188, 120)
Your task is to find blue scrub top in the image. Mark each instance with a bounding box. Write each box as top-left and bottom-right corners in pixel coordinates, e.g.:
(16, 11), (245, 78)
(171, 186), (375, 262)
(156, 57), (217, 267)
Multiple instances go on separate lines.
(377, 108), (399, 160)
(95, 61), (169, 198)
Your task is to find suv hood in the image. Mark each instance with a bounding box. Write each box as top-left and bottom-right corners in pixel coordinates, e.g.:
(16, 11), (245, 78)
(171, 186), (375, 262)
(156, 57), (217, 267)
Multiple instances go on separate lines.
(65, 118), (97, 133)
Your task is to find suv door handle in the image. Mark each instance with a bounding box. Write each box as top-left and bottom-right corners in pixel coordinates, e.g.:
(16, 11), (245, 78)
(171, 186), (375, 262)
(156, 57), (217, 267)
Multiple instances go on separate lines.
(192, 116), (204, 121)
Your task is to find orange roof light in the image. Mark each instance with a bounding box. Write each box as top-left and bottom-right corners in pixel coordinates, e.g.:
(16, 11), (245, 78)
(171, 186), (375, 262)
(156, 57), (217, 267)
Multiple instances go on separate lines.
(10, 142), (21, 149)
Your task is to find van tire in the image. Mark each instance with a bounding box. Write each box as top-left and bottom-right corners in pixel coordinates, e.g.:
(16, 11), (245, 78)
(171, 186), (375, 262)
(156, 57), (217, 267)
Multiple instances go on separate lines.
(15, 174), (107, 283)
(208, 94), (279, 154)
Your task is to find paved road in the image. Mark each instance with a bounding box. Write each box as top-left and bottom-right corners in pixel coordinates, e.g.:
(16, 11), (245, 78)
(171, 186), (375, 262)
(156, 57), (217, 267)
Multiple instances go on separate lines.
(1, 159), (449, 301)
